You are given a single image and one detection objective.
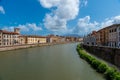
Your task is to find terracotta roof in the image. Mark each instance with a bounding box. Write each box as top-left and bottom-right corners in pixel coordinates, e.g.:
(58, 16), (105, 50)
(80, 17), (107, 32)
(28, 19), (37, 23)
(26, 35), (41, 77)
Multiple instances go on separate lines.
(14, 28), (20, 30)
(19, 35), (47, 38)
(97, 24), (120, 32)
(0, 30), (19, 35)
(19, 35), (27, 37)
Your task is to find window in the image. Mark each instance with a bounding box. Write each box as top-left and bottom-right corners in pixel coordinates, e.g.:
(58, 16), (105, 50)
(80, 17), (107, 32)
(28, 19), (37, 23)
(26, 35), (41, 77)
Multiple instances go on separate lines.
(87, 42), (89, 44)
(7, 39), (9, 42)
(92, 42), (94, 45)
(112, 29), (113, 32)
(119, 27), (120, 31)
(109, 30), (111, 33)
(114, 28), (117, 32)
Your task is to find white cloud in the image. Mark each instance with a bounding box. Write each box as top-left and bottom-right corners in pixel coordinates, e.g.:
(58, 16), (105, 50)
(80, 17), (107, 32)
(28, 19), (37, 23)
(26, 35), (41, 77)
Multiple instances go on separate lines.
(17, 24), (30, 31)
(73, 16), (99, 35)
(39, 0), (80, 32)
(0, 6), (5, 14)
(3, 26), (14, 31)
(2, 23), (42, 32)
(81, 0), (88, 7)
(26, 23), (42, 31)
(44, 14), (67, 31)
(39, 0), (120, 36)
(100, 15), (120, 28)
(39, 0), (60, 8)
(72, 15), (120, 36)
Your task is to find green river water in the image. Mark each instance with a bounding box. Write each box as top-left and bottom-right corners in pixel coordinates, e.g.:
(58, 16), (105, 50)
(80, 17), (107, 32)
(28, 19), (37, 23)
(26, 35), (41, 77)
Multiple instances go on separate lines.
(0, 43), (105, 80)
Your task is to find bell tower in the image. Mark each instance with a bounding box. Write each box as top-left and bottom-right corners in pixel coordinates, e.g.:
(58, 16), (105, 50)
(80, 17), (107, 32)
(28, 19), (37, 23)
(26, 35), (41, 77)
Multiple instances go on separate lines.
(14, 28), (20, 34)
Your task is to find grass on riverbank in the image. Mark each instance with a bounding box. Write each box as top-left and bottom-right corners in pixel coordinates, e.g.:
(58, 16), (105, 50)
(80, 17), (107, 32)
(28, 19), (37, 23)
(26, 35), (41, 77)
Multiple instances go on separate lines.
(76, 44), (120, 80)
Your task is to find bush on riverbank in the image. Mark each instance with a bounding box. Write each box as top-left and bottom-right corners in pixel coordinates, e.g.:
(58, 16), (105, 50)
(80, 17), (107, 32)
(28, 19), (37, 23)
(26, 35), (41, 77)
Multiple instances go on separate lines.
(105, 68), (120, 80)
(77, 44), (120, 80)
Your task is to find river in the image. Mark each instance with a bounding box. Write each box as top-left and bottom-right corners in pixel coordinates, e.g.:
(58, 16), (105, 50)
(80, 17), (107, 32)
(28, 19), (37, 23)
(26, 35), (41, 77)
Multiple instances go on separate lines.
(0, 43), (105, 80)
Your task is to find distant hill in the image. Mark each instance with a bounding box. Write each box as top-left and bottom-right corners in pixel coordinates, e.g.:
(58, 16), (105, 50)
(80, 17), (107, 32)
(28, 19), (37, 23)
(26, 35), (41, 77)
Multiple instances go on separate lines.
(63, 34), (83, 38)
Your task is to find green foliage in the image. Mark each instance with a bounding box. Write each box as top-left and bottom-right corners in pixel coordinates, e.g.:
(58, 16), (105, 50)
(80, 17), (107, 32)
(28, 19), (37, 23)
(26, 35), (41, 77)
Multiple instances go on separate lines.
(105, 68), (120, 80)
(76, 44), (120, 80)
(77, 44), (83, 50)
(105, 68), (117, 80)
(91, 59), (101, 69)
(86, 56), (95, 64)
(115, 74), (120, 80)
(97, 63), (108, 73)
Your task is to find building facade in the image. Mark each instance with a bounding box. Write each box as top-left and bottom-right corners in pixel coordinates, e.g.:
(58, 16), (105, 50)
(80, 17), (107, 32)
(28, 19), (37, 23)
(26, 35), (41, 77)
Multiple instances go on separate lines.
(19, 35), (47, 45)
(83, 31), (96, 46)
(0, 28), (20, 46)
(19, 35), (27, 45)
(95, 31), (101, 46)
(108, 24), (120, 48)
(25, 35), (47, 44)
(84, 24), (120, 48)
(0, 31), (2, 46)
(97, 27), (109, 46)
(47, 35), (63, 43)
(0, 28), (80, 47)
(108, 25), (117, 47)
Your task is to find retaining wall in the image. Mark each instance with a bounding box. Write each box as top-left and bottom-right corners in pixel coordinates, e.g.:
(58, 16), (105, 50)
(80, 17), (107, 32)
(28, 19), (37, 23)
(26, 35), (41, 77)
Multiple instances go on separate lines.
(83, 45), (120, 68)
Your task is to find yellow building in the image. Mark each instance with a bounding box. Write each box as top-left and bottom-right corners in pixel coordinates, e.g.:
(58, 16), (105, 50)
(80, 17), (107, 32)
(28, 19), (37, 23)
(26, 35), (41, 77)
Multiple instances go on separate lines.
(19, 35), (27, 45)
(0, 31), (2, 46)
(25, 35), (47, 44)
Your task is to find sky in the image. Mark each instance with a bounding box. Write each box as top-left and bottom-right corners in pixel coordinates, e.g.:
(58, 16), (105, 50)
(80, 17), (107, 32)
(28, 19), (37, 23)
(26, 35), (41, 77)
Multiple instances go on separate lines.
(1, 0), (120, 36)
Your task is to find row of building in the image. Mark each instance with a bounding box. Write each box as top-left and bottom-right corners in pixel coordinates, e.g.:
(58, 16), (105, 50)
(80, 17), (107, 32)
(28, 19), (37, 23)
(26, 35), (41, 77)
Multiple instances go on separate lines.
(83, 24), (120, 48)
(0, 28), (82, 47)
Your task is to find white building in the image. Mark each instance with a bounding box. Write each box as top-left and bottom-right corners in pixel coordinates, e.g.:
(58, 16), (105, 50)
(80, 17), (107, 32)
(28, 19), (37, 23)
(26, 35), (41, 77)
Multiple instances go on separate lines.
(83, 31), (97, 46)
(0, 28), (20, 46)
(108, 24), (120, 48)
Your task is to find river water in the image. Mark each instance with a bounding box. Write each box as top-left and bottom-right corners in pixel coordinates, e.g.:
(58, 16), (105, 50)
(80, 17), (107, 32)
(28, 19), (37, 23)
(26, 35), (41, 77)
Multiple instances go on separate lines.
(0, 43), (105, 80)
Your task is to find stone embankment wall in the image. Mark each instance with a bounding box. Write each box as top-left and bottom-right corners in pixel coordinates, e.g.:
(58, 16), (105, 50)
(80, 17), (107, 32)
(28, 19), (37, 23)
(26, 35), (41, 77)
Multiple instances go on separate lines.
(0, 42), (78, 52)
(82, 45), (120, 68)
(0, 44), (37, 52)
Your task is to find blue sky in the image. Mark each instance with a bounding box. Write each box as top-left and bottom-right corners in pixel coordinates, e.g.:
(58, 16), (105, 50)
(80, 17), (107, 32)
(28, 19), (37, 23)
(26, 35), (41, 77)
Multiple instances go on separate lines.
(1, 0), (120, 36)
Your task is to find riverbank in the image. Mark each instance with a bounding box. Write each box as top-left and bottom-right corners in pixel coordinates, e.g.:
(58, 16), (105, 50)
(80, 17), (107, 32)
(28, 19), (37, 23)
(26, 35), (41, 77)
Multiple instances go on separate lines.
(0, 42), (78, 52)
(76, 44), (120, 80)
(82, 45), (120, 69)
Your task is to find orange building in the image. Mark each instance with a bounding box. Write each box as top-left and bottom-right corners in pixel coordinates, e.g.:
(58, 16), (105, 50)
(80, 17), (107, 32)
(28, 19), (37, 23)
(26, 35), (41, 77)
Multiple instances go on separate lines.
(95, 27), (109, 46)
(84, 24), (120, 47)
